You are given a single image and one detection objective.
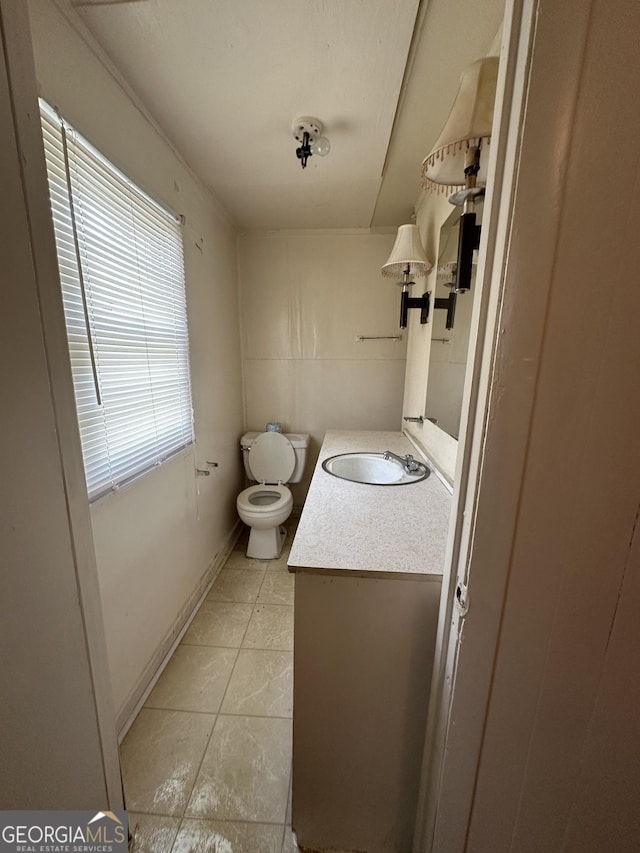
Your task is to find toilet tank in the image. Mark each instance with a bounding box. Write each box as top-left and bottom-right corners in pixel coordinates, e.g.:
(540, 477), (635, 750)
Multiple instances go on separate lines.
(240, 432), (309, 483)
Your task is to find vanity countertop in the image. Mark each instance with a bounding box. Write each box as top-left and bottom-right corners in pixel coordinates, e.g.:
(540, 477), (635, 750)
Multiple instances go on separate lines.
(288, 429), (451, 579)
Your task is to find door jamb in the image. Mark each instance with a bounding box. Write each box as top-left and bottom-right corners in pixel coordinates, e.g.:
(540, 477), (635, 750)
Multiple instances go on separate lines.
(412, 1), (539, 848)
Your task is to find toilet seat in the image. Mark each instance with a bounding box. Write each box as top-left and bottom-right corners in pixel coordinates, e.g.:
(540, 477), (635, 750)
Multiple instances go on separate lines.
(237, 483), (291, 513)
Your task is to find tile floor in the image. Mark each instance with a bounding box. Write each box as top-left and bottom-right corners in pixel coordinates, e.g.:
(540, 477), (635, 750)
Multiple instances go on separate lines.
(123, 522), (300, 853)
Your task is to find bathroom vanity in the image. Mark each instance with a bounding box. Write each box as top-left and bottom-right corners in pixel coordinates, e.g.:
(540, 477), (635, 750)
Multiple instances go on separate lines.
(288, 430), (451, 853)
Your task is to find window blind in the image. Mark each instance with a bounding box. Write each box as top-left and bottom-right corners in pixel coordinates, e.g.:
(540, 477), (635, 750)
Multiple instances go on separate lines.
(40, 100), (194, 501)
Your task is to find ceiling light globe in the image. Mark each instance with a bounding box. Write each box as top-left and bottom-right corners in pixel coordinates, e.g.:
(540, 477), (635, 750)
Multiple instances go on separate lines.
(311, 137), (331, 157)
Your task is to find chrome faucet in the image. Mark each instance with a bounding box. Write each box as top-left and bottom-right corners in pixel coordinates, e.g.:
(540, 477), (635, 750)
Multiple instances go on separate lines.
(383, 450), (421, 473)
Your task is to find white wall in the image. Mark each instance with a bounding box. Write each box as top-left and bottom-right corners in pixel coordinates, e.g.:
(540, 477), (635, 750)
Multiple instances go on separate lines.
(238, 230), (406, 504)
(28, 0), (244, 723)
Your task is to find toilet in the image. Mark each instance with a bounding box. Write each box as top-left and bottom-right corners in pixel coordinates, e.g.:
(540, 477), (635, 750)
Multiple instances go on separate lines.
(237, 431), (309, 559)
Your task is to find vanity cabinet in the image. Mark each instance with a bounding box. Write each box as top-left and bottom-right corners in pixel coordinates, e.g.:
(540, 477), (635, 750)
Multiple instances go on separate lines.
(291, 569), (441, 853)
(288, 430), (451, 853)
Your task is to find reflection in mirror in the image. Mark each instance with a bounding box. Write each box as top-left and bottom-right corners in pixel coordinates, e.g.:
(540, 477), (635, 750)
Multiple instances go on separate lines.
(424, 204), (482, 439)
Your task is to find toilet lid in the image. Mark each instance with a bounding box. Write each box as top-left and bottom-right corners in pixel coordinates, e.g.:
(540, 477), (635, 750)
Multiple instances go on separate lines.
(249, 432), (296, 484)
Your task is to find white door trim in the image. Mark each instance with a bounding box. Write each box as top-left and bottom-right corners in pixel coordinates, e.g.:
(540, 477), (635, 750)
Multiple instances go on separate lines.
(2, 0), (123, 806)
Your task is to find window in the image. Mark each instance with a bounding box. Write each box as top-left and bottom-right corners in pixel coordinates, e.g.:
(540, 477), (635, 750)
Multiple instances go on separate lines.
(40, 100), (194, 501)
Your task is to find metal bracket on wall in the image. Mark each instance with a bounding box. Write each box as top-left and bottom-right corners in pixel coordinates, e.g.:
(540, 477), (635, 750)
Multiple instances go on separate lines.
(434, 294), (457, 330)
(400, 290), (430, 329)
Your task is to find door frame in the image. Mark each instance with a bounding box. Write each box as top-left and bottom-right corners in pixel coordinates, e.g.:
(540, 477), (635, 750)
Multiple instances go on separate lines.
(1, 0), (123, 806)
(413, 0), (600, 848)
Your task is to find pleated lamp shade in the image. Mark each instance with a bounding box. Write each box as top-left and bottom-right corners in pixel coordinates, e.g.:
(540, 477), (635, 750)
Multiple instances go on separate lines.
(381, 225), (433, 278)
(421, 57), (499, 191)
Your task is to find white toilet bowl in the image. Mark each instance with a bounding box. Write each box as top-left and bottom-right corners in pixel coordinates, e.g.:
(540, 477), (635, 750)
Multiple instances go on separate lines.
(237, 431), (308, 560)
(236, 484), (293, 559)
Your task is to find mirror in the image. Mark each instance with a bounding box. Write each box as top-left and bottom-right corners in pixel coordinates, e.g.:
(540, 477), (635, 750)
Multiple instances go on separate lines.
(424, 204), (482, 440)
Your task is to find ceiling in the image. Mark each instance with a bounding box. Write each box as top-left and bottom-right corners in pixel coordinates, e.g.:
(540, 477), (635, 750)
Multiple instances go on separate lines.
(67, 0), (505, 230)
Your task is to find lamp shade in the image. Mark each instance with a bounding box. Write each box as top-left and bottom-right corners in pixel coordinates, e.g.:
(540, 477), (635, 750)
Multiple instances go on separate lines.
(381, 225), (433, 278)
(421, 56), (499, 190)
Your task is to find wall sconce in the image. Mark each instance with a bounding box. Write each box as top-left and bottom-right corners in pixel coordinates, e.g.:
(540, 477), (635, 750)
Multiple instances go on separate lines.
(381, 225), (433, 329)
(292, 117), (331, 169)
(421, 57), (499, 299)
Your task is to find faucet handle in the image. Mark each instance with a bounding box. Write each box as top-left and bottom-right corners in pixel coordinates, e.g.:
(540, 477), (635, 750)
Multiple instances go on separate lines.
(404, 454), (419, 472)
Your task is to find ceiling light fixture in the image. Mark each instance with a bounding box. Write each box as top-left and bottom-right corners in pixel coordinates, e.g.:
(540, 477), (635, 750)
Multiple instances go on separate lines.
(420, 57), (499, 299)
(292, 117), (331, 169)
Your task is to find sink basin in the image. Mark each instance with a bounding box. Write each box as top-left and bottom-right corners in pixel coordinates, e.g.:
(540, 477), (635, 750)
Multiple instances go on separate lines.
(322, 452), (430, 485)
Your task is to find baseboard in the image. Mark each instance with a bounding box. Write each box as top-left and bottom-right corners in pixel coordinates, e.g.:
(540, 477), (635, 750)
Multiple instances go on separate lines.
(116, 519), (242, 741)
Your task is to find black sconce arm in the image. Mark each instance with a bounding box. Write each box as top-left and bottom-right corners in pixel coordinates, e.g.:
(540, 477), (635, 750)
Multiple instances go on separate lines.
(455, 211), (481, 292)
(434, 293), (457, 330)
(400, 289), (430, 329)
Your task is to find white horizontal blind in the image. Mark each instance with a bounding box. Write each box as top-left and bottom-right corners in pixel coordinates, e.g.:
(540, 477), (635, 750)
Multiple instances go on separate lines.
(40, 101), (194, 500)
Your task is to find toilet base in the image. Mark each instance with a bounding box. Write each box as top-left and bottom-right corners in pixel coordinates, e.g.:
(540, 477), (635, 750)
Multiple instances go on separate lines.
(247, 524), (287, 560)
